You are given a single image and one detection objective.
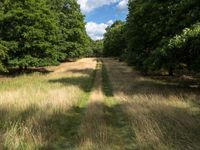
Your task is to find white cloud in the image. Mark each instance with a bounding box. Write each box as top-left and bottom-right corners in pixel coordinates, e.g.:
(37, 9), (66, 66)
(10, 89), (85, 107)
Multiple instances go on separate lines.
(117, 0), (128, 10)
(107, 20), (114, 26)
(77, 0), (128, 13)
(77, 0), (117, 13)
(86, 20), (113, 40)
(78, 0), (129, 40)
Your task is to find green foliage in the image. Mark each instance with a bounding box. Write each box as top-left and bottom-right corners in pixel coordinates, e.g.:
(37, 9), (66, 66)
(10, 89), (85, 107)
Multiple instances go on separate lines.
(103, 21), (126, 57)
(47, 0), (90, 59)
(89, 40), (104, 57)
(0, 42), (8, 71)
(0, 0), (60, 68)
(155, 23), (200, 72)
(0, 0), (88, 70)
(125, 0), (200, 74)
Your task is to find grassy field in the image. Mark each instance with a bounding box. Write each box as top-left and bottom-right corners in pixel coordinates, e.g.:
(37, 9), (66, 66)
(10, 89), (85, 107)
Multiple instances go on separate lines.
(103, 58), (200, 150)
(0, 58), (97, 149)
(0, 58), (200, 150)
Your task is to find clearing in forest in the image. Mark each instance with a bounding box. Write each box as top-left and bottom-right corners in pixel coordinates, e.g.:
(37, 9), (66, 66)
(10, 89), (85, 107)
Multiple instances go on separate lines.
(0, 58), (199, 150)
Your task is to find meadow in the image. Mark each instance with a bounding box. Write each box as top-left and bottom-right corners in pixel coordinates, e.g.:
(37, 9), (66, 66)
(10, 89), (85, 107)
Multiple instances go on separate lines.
(0, 58), (97, 149)
(0, 58), (199, 150)
(103, 58), (200, 150)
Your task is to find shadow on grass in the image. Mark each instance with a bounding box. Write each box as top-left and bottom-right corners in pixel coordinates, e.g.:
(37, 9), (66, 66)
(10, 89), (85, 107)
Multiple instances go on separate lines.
(102, 64), (113, 97)
(82, 100), (200, 149)
(66, 68), (95, 75)
(0, 67), (53, 78)
(117, 101), (200, 149)
(107, 65), (200, 100)
(48, 77), (92, 93)
(40, 106), (86, 150)
(0, 104), (40, 124)
(0, 100), (199, 149)
(100, 58), (200, 149)
(103, 58), (200, 99)
(0, 104), (86, 149)
(149, 75), (200, 89)
(130, 80), (200, 98)
(0, 67), (97, 149)
(48, 68), (96, 93)
(103, 104), (137, 149)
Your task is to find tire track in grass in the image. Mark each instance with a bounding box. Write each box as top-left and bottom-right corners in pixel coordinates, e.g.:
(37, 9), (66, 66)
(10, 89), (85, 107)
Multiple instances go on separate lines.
(77, 59), (135, 150)
(102, 61), (136, 150)
(45, 59), (98, 150)
(77, 60), (109, 149)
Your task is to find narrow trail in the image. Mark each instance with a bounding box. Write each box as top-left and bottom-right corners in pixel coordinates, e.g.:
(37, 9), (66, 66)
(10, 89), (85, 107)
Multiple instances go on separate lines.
(76, 59), (134, 150)
(78, 60), (108, 149)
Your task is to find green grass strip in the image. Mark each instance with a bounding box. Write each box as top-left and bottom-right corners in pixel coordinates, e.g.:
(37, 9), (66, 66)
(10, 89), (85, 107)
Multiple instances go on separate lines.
(102, 63), (113, 97)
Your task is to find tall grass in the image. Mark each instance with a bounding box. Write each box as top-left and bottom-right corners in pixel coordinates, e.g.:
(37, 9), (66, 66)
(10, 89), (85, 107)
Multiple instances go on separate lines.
(1, 58), (199, 150)
(0, 58), (96, 149)
(103, 58), (200, 150)
(101, 62), (136, 150)
(77, 60), (132, 150)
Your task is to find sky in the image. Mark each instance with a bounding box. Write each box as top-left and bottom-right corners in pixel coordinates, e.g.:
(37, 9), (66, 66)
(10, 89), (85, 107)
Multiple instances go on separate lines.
(77, 0), (128, 40)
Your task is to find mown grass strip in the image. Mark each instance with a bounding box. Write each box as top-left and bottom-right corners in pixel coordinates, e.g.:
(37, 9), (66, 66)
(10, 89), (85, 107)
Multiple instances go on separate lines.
(77, 63), (98, 108)
(48, 61), (99, 149)
(102, 63), (113, 97)
(101, 60), (136, 149)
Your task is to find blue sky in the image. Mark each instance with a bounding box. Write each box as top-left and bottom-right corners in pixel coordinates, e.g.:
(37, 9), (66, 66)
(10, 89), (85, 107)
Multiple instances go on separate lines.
(77, 0), (128, 40)
(85, 4), (128, 23)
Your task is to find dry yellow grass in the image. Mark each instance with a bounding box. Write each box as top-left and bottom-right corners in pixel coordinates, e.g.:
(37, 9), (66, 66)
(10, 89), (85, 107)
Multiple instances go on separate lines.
(103, 58), (200, 150)
(78, 61), (108, 149)
(77, 60), (135, 150)
(0, 58), (97, 149)
(0, 57), (199, 150)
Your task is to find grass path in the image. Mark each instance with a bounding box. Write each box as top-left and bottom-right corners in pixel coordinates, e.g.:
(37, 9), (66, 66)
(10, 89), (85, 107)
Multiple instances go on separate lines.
(77, 59), (135, 150)
(0, 58), (199, 149)
(78, 60), (107, 149)
(101, 63), (136, 150)
(0, 58), (133, 150)
(0, 58), (97, 149)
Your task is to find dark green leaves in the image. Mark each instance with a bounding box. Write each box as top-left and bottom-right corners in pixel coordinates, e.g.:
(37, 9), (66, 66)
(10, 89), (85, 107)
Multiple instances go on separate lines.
(0, 0), (89, 71)
(125, 0), (200, 74)
(103, 21), (126, 57)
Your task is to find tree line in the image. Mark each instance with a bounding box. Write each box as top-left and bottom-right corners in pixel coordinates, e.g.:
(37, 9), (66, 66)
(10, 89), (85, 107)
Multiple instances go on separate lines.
(0, 0), (89, 71)
(104, 0), (200, 75)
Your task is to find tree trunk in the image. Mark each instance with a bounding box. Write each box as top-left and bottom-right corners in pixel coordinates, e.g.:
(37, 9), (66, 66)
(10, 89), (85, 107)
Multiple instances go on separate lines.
(24, 66), (28, 70)
(168, 65), (174, 76)
(19, 66), (23, 72)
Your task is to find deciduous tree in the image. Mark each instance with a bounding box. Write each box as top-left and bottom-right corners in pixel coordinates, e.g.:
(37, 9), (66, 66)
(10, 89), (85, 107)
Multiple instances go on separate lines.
(104, 21), (126, 57)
